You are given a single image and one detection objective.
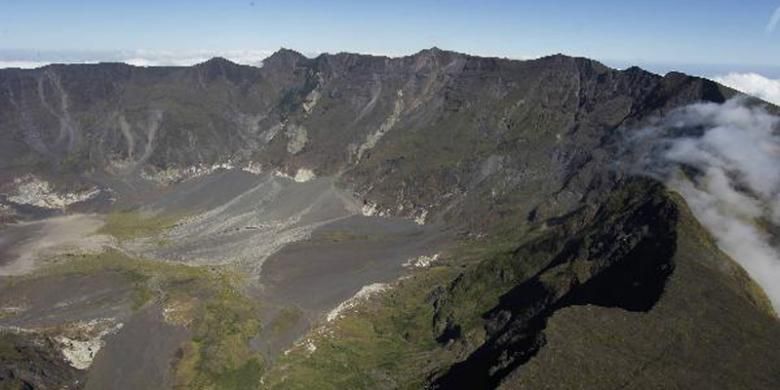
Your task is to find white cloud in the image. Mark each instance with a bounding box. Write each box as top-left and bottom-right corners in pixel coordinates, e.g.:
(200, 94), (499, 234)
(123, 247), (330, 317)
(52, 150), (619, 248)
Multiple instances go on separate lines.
(117, 49), (274, 67)
(0, 60), (52, 69)
(767, 6), (780, 33)
(0, 49), (275, 69)
(713, 73), (780, 106)
(624, 98), (780, 313)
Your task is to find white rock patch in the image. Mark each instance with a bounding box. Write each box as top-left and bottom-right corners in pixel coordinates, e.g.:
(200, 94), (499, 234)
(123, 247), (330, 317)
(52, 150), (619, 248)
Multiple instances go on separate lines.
(326, 283), (389, 322)
(285, 281), (393, 358)
(142, 161), (263, 185)
(272, 169), (293, 180)
(284, 335), (320, 357)
(415, 209), (429, 225)
(361, 202), (378, 216)
(241, 161), (264, 175)
(355, 89), (404, 161)
(304, 339), (317, 353)
(286, 124), (309, 155)
(293, 169), (316, 183)
(273, 168), (315, 182)
(403, 253), (440, 268)
(54, 318), (124, 370)
(6, 176), (100, 209)
(302, 89), (321, 114)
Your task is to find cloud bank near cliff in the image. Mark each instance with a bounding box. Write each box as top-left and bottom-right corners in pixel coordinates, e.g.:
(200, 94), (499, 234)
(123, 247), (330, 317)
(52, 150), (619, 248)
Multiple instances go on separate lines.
(712, 73), (780, 106)
(623, 98), (780, 312)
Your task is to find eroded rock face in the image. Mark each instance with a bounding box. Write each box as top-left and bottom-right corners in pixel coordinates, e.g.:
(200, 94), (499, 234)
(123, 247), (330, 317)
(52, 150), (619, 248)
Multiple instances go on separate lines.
(0, 49), (736, 230)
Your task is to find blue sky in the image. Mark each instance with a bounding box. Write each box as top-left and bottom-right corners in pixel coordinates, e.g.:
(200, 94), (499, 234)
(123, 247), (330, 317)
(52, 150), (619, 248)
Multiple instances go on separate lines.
(0, 0), (779, 75)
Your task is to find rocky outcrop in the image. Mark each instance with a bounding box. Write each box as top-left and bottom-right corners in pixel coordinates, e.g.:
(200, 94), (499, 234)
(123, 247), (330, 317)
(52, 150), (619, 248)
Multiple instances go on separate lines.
(432, 178), (678, 388)
(0, 332), (84, 389)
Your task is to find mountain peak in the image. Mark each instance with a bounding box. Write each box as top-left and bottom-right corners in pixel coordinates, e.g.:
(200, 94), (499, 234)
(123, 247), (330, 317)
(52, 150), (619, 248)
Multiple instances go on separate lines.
(192, 56), (256, 83)
(413, 46), (462, 58)
(264, 48), (307, 66)
(199, 56), (236, 66)
(194, 56), (241, 71)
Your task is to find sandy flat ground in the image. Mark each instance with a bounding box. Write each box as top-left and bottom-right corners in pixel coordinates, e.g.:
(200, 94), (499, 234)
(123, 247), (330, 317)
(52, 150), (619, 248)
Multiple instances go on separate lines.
(0, 271), (135, 329)
(85, 304), (189, 390)
(259, 215), (446, 315)
(253, 214), (450, 356)
(0, 214), (112, 276)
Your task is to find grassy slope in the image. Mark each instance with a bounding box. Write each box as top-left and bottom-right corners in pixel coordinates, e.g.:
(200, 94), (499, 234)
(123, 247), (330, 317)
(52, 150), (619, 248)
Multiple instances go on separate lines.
(261, 220), (549, 388)
(263, 266), (456, 389)
(98, 211), (184, 242)
(17, 249), (265, 390)
(263, 188), (780, 389)
(503, 193), (780, 389)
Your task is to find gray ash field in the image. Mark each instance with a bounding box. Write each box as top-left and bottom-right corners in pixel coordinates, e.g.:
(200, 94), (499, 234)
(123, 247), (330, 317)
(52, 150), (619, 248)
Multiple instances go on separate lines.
(0, 169), (450, 389)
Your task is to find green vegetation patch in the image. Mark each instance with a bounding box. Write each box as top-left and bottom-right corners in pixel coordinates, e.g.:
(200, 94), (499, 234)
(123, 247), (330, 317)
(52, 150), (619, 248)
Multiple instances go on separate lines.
(260, 202), (561, 389)
(28, 251), (265, 389)
(263, 265), (465, 389)
(267, 306), (303, 337)
(667, 190), (777, 317)
(0, 334), (23, 361)
(98, 211), (184, 241)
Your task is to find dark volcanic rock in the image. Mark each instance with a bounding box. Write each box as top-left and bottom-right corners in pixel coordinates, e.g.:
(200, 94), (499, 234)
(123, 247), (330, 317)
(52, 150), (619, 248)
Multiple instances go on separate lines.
(0, 49), (739, 228)
(0, 332), (84, 389)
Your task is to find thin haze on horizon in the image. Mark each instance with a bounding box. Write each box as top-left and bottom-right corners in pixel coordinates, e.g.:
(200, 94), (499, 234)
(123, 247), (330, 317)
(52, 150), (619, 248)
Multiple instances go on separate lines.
(1, 0), (779, 66)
